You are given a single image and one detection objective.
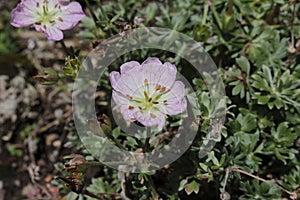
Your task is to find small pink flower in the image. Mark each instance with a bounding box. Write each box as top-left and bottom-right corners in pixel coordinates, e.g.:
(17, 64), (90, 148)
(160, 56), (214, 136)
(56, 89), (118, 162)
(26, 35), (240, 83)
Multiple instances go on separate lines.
(110, 57), (187, 131)
(11, 0), (85, 41)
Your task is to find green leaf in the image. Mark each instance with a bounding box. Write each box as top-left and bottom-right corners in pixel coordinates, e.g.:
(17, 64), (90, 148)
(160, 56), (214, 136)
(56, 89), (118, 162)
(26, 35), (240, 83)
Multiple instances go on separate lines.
(236, 57), (250, 75)
(232, 83), (243, 96)
(257, 95), (271, 104)
(185, 180), (199, 195)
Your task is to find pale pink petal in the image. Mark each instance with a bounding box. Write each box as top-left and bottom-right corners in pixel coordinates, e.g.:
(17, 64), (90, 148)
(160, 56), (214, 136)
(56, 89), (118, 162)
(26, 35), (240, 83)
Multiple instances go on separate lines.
(161, 81), (187, 115)
(142, 57), (162, 66)
(110, 67), (144, 96)
(120, 61), (141, 74)
(55, 2), (85, 30)
(33, 24), (44, 32)
(155, 62), (177, 90)
(44, 26), (64, 41)
(120, 105), (136, 122)
(58, 0), (71, 6)
(163, 81), (186, 100)
(165, 98), (187, 115)
(142, 58), (177, 91)
(134, 111), (165, 131)
(112, 91), (130, 105)
(110, 71), (121, 90)
(46, 0), (60, 9)
(20, 0), (40, 12)
(11, 3), (36, 27)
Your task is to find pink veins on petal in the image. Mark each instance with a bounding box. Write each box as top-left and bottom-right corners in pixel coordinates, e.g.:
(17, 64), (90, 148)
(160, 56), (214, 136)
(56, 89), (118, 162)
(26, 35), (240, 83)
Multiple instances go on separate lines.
(11, 0), (85, 41)
(110, 57), (187, 131)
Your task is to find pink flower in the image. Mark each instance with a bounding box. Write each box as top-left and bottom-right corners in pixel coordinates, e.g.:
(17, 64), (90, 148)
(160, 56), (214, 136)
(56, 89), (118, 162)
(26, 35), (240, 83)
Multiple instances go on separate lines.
(11, 0), (85, 41)
(110, 57), (187, 131)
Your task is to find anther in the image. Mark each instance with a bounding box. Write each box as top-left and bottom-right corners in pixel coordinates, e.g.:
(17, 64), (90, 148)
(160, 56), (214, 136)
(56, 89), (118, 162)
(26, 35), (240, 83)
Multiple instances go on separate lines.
(144, 79), (148, 86)
(155, 85), (161, 90)
(150, 113), (157, 118)
(144, 91), (149, 99)
(160, 86), (166, 92)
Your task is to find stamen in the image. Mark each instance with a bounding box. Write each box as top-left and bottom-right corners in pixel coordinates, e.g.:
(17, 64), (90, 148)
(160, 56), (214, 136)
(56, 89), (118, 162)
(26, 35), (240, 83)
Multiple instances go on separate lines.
(43, 0), (48, 3)
(58, 17), (64, 22)
(43, 5), (47, 13)
(35, 22), (42, 25)
(128, 106), (134, 110)
(126, 95), (133, 100)
(148, 97), (152, 102)
(152, 101), (159, 104)
(143, 91), (149, 99)
(155, 85), (161, 90)
(43, 25), (47, 29)
(144, 79), (148, 86)
(163, 100), (167, 104)
(36, 2), (40, 7)
(150, 113), (156, 118)
(55, 3), (58, 8)
(130, 117), (136, 121)
(160, 86), (166, 92)
(138, 106), (143, 110)
(50, 20), (55, 24)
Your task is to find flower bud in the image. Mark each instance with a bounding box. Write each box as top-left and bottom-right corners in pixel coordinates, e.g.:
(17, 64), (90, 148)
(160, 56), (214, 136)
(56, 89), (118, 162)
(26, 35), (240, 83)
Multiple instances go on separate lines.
(33, 69), (59, 85)
(63, 56), (81, 78)
(87, 114), (112, 137)
(222, 13), (235, 32)
(97, 114), (112, 137)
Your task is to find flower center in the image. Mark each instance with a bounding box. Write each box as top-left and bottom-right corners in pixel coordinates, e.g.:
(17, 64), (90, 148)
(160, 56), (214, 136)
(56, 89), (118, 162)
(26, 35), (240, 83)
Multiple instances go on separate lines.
(141, 91), (156, 110)
(128, 79), (167, 115)
(34, 1), (61, 26)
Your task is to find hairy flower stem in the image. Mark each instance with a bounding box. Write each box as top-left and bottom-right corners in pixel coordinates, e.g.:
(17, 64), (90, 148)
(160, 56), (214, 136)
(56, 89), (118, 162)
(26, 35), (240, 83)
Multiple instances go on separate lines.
(84, 0), (98, 25)
(59, 40), (72, 57)
(144, 127), (151, 152)
(142, 126), (160, 200)
(144, 174), (159, 200)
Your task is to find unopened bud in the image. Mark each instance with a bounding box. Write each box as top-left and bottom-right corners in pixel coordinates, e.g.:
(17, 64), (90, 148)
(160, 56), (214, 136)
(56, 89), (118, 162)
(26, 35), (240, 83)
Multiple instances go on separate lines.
(98, 114), (112, 137)
(33, 68), (59, 85)
(63, 154), (88, 174)
(87, 114), (112, 137)
(63, 56), (81, 78)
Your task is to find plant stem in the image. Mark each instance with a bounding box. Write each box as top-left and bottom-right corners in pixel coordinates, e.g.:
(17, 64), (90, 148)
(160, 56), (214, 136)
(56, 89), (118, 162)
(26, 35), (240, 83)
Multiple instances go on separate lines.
(202, 2), (209, 25)
(141, 128), (158, 199)
(227, 0), (233, 15)
(228, 166), (296, 197)
(144, 174), (159, 200)
(95, 0), (109, 22)
(144, 127), (151, 152)
(59, 40), (70, 56)
(84, 0), (98, 26)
